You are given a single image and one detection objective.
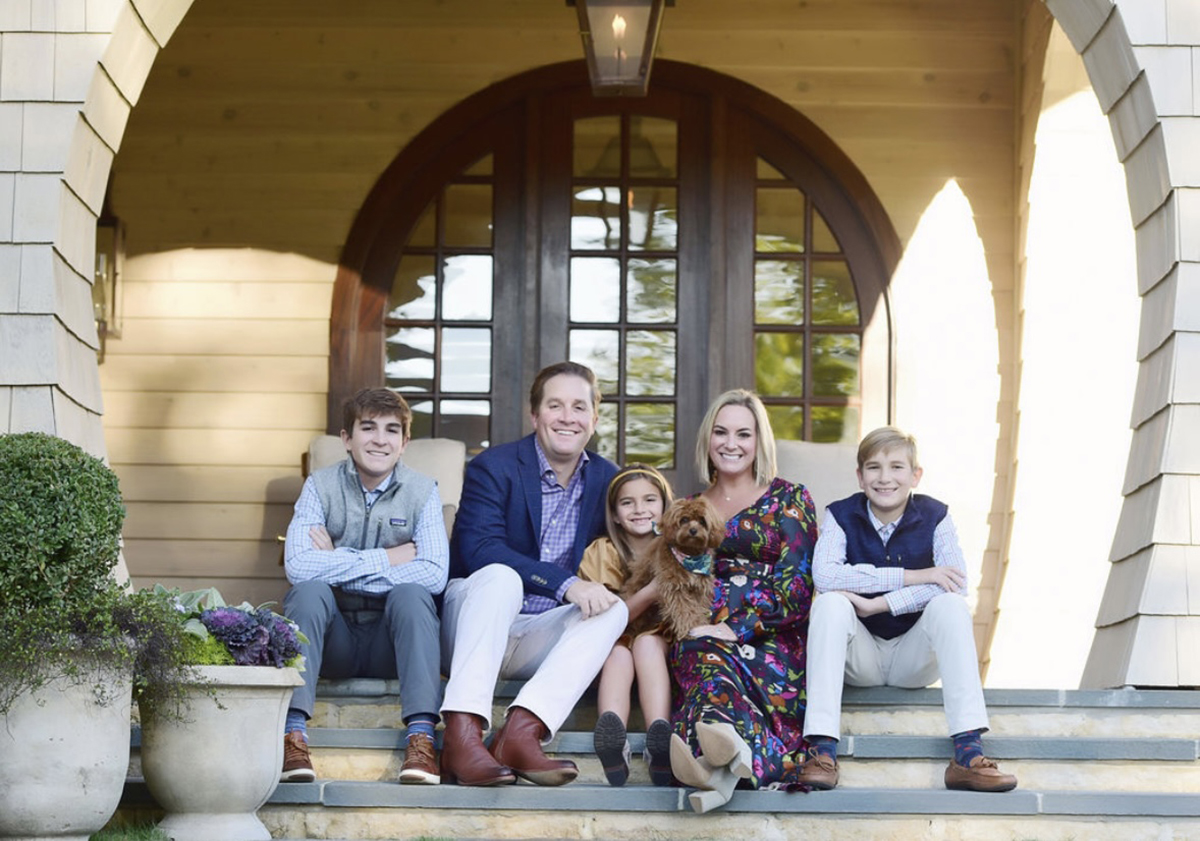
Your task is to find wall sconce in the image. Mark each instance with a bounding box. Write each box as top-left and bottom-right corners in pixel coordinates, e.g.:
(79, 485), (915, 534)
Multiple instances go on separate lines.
(569, 0), (670, 96)
(93, 210), (124, 363)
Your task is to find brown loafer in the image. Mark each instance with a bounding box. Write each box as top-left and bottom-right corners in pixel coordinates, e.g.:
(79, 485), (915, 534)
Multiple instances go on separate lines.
(280, 731), (316, 783)
(440, 711), (516, 786)
(398, 732), (440, 785)
(796, 747), (839, 790)
(944, 756), (1018, 792)
(490, 706), (578, 786)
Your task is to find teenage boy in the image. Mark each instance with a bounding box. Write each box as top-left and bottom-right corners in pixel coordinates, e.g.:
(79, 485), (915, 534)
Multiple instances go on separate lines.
(798, 426), (1017, 793)
(438, 361), (627, 787)
(280, 388), (448, 786)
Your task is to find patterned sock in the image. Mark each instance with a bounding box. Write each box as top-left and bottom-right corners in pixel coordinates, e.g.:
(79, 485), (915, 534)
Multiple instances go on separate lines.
(405, 714), (437, 745)
(285, 708), (308, 742)
(807, 734), (838, 761)
(952, 729), (985, 766)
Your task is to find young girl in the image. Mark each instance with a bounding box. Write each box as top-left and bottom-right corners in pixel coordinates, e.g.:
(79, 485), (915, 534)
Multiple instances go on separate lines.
(578, 463), (675, 787)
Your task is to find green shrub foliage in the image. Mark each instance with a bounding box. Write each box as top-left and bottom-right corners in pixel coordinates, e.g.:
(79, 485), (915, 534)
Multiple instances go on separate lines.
(0, 432), (125, 615)
(0, 433), (191, 717)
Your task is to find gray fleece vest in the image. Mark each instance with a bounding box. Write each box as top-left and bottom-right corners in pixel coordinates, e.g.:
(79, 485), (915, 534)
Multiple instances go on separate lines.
(311, 457), (436, 551)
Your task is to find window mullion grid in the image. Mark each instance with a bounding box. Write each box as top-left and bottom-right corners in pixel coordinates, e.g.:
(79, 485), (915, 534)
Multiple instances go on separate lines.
(615, 114), (631, 465)
(432, 191), (446, 433)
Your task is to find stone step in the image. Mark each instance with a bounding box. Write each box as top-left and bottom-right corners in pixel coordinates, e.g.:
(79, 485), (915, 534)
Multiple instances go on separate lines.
(292, 728), (1200, 791)
(119, 685), (1200, 839)
(131, 685), (1200, 788)
(262, 781), (1200, 815)
(303, 726), (1200, 761)
(130, 724), (1200, 787)
(312, 682), (1200, 738)
(254, 784), (1200, 840)
(115, 778), (1200, 841)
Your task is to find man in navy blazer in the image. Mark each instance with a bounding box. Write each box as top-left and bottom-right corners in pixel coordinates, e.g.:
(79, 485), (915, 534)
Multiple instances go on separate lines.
(438, 361), (626, 786)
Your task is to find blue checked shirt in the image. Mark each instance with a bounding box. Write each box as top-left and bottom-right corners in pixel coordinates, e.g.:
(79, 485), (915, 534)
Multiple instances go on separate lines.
(521, 441), (588, 614)
(284, 470), (449, 595)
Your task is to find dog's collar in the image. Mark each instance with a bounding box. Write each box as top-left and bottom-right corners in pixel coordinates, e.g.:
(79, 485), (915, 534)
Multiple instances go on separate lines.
(670, 545), (714, 576)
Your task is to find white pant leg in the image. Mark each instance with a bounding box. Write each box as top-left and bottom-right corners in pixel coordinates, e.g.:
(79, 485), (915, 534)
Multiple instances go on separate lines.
(886, 592), (988, 736)
(439, 564), (524, 728)
(504, 599), (628, 737)
(803, 591), (887, 741)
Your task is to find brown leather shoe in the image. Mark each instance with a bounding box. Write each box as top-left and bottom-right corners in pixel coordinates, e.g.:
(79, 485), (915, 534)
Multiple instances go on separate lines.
(280, 731), (316, 783)
(398, 732), (440, 785)
(490, 706), (579, 786)
(944, 756), (1018, 792)
(440, 712), (516, 786)
(796, 747), (839, 790)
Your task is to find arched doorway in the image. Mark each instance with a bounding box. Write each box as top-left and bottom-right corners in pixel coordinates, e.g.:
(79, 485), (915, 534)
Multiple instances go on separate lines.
(330, 60), (899, 489)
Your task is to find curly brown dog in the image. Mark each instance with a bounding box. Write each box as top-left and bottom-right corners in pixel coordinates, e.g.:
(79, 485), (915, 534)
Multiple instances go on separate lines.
(623, 497), (727, 643)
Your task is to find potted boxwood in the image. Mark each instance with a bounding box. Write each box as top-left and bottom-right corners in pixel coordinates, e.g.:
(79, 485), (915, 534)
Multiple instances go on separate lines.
(0, 432), (189, 841)
(137, 586), (306, 841)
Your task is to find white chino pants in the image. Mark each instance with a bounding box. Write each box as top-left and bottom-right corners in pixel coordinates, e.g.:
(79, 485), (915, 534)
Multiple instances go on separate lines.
(439, 563), (628, 736)
(802, 590), (988, 741)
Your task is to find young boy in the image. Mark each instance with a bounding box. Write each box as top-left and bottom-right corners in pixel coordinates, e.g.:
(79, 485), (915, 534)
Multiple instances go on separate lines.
(281, 388), (448, 786)
(798, 426), (1016, 793)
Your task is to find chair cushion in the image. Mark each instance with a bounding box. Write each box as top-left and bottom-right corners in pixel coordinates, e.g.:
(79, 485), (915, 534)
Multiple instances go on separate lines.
(775, 439), (859, 516)
(305, 435), (466, 535)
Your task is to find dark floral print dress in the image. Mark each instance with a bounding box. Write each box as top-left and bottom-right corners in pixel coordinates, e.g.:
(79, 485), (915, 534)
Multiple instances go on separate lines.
(669, 477), (817, 789)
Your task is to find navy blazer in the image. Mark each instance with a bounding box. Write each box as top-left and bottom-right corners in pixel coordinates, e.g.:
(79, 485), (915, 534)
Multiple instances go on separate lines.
(449, 434), (618, 601)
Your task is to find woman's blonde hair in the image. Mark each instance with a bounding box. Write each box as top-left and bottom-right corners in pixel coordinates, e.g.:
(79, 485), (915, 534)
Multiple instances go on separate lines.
(605, 463), (674, 566)
(694, 389), (778, 485)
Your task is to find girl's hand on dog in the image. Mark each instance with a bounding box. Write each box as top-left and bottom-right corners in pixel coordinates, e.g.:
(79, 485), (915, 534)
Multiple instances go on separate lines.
(566, 579), (621, 618)
(688, 622), (736, 641)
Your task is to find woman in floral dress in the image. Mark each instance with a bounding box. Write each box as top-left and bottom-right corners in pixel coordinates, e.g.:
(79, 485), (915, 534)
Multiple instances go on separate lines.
(668, 389), (817, 813)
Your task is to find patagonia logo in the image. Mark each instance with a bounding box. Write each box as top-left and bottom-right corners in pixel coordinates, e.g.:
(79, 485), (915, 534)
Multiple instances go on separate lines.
(389, 518), (407, 527)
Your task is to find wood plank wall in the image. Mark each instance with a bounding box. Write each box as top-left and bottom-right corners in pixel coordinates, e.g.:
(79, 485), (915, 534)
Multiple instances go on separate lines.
(102, 250), (330, 605)
(104, 0), (1021, 606)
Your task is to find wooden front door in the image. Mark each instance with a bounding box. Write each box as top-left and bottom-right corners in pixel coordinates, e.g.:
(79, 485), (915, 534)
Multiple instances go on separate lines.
(330, 60), (898, 491)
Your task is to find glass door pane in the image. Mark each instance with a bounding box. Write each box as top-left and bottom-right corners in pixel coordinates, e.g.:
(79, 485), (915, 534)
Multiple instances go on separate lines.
(753, 157), (862, 443)
(570, 114), (679, 469)
(384, 155), (496, 455)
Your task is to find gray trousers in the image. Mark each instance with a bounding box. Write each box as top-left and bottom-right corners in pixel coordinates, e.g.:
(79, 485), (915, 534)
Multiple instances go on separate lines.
(283, 580), (442, 722)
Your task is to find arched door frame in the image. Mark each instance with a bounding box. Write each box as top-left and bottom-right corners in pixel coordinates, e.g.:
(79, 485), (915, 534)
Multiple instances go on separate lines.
(328, 59), (902, 444)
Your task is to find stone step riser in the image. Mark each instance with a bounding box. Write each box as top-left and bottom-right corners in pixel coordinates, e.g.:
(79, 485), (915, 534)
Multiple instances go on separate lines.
(263, 749), (1200, 792)
(312, 702), (1200, 739)
(259, 806), (1200, 841)
(841, 760), (1200, 792)
(842, 709), (1200, 738)
(311, 701), (608, 732)
(123, 687), (1200, 840)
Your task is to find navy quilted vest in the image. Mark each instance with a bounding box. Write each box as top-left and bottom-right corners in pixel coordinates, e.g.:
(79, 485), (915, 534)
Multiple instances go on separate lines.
(826, 492), (948, 640)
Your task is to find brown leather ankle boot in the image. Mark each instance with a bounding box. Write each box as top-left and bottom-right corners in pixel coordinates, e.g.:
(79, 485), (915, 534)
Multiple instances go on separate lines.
(490, 706), (578, 786)
(439, 711), (516, 786)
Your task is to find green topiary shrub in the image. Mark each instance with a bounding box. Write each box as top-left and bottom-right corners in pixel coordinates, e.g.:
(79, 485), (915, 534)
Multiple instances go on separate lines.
(0, 432), (125, 613)
(0, 433), (191, 717)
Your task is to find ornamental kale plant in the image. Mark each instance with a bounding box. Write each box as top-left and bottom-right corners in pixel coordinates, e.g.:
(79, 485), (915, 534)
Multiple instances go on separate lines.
(155, 585), (307, 670)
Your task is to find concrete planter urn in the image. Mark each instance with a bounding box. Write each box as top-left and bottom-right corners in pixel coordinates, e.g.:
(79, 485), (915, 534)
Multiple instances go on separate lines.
(140, 664), (303, 841)
(0, 665), (132, 841)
